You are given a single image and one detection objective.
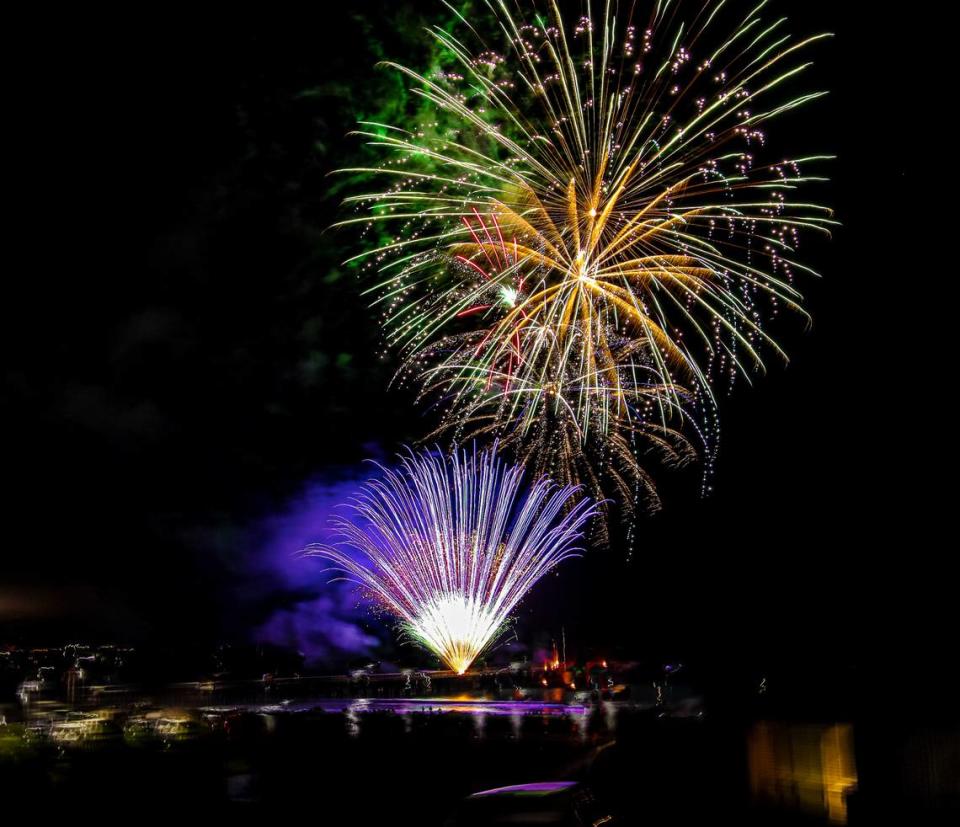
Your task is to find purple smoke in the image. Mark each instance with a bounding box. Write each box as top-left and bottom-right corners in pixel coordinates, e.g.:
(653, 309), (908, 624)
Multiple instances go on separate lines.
(244, 459), (391, 665)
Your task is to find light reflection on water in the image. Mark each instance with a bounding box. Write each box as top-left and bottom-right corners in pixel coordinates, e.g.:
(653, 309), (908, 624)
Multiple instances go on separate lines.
(331, 697), (591, 718)
(747, 721), (858, 824)
(328, 697), (602, 742)
(13, 695), (875, 822)
(305, 701), (860, 823)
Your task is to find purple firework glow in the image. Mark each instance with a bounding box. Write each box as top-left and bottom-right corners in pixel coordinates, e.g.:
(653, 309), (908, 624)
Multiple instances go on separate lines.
(309, 444), (597, 674)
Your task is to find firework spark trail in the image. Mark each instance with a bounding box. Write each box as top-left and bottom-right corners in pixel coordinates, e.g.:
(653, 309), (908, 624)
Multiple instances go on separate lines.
(308, 444), (598, 674)
(337, 0), (833, 524)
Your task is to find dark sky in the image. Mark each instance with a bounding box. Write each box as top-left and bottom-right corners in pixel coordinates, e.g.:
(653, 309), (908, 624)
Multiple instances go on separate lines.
(3, 3), (938, 674)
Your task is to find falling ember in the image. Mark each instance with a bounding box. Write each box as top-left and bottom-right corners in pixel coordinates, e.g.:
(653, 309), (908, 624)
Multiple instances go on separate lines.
(308, 444), (597, 674)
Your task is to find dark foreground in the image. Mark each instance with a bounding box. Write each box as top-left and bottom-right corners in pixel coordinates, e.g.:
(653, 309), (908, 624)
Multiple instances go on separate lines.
(3, 695), (956, 824)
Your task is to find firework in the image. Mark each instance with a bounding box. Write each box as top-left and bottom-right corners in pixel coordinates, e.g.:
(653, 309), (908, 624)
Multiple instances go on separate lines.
(416, 327), (698, 536)
(338, 0), (833, 515)
(309, 444), (597, 674)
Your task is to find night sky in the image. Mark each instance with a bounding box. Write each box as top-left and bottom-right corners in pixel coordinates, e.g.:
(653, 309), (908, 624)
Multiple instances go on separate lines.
(4, 4), (938, 678)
